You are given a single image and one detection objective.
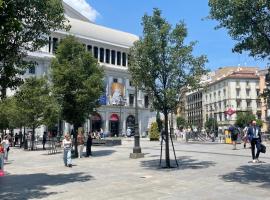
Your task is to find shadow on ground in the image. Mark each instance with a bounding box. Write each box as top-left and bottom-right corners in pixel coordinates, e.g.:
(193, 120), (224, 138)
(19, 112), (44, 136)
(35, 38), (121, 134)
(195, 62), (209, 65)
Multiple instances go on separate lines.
(221, 164), (270, 188)
(92, 150), (115, 157)
(0, 172), (93, 200)
(141, 156), (216, 171)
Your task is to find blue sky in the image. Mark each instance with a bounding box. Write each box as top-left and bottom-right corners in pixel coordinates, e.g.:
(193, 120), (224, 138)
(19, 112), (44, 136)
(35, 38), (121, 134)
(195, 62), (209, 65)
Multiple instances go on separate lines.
(81, 0), (268, 71)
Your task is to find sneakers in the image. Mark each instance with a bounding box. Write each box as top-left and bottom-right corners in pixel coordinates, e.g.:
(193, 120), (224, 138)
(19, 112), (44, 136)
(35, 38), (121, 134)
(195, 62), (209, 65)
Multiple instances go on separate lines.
(252, 159), (257, 163)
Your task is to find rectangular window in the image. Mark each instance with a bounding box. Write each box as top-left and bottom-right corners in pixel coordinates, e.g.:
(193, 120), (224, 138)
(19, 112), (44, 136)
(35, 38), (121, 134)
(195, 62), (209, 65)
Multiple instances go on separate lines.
(144, 95), (149, 108)
(236, 89), (240, 96)
(106, 49), (110, 64)
(111, 50), (116, 65)
(247, 100), (251, 107)
(117, 51), (121, 66)
(129, 80), (133, 87)
(246, 89), (250, 96)
(219, 113), (222, 121)
(99, 48), (104, 62)
(256, 89), (260, 96)
(29, 66), (35, 74)
(52, 37), (58, 54)
(237, 100), (241, 108)
(87, 45), (92, 52)
(113, 78), (118, 83)
(129, 94), (134, 106)
(122, 52), (127, 66)
(94, 46), (98, 59)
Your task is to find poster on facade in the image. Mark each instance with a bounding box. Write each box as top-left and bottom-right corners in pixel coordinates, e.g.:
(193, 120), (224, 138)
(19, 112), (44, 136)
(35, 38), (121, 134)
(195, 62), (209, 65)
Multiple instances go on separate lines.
(110, 82), (124, 105)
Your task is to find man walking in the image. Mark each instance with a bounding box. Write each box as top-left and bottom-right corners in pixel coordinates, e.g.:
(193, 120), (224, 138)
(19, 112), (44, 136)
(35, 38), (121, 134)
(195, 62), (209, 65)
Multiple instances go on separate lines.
(247, 120), (262, 163)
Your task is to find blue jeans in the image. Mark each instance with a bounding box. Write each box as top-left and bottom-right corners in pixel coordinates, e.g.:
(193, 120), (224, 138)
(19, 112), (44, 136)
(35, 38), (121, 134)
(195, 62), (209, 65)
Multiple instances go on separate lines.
(63, 149), (72, 166)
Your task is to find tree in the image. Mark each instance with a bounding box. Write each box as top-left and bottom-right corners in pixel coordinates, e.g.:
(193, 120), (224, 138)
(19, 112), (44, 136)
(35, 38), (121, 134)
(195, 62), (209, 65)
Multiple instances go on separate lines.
(234, 111), (262, 129)
(205, 118), (218, 134)
(176, 116), (187, 129)
(0, 0), (68, 99)
(129, 9), (207, 167)
(149, 122), (160, 141)
(209, 0), (270, 60)
(156, 111), (163, 132)
(15, 77), (59, 150)
(51, 36), (104, 157)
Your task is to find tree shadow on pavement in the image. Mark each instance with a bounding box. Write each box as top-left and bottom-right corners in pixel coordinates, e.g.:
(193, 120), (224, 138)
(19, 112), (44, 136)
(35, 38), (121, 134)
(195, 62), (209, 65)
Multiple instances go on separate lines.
(141, 156), (216, 171)
(221, 164), (270, 188)
(92, 150), (115, 157)
(0, 172), (94, 200)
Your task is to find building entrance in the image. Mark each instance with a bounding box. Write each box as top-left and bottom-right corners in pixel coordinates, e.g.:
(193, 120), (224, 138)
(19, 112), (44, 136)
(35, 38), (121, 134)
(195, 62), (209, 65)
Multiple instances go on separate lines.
(110, 114), (119, 137)
(91, 113), (102, 132)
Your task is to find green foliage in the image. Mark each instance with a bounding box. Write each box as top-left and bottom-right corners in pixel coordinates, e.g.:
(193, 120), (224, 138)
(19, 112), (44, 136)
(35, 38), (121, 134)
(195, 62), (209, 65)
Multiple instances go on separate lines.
(256, 119), (263, 128)
(129, 8), (207, 167)
(205, 118), (218, 132)
(51, 35), (104, 128)
(0, 100), (9, 131)
(0, 0), (68, 99)
(176, 116), (187, 129)
(235, 112), (256, 128)
(156, 111), (163, 132)
(149, 122), (160, 141)
(208, 0), (270, 60)
(15, 77), (60, 132)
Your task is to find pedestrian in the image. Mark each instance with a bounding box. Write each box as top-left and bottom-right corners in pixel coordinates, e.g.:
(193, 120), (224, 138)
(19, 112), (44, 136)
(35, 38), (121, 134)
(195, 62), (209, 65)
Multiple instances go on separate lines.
(242, 124), (249, 148)
(247, 120), (262, 163)
(77, 131), (85, 158)
(1, 136), (10, 161)
(42, 132), (47, 150)
(15, 133), (18, 146)
(86, 132), (92, 157)
(229, 125), (239, 150)
(62, 134), (72, 167)
(0, 141), (4, 171)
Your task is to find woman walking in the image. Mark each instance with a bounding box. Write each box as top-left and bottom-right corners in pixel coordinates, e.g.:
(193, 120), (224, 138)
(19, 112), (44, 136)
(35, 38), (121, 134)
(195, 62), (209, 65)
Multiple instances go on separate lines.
(62, 134), (72, 167)
(77, 132), (85, 158)
(2, 136), (10, 161)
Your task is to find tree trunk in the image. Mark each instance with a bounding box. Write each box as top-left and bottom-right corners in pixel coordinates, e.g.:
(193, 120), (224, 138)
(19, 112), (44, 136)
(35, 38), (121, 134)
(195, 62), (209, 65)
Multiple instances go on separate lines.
(23, 127), (27, 150)
(73, 125), (79, 158)
(31, 126), (35, 150)
(0, 87), (7, 100)
(164, 111), (170, 168)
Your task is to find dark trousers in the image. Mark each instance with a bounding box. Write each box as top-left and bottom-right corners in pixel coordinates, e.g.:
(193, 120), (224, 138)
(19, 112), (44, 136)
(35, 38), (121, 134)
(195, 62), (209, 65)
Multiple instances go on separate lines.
(251, 138), (260, 160)
(86, 144), (92, 156)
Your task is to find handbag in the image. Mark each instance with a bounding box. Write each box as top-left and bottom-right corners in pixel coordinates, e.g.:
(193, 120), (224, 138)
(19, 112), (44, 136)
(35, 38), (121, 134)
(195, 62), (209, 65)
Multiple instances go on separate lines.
(260, 143), (266, 154)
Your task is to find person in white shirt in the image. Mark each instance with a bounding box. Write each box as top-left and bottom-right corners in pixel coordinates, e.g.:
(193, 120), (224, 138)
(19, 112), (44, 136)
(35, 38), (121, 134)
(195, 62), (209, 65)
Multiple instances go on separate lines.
(2, 136), (9, 161)
(62, 134), (72, 167)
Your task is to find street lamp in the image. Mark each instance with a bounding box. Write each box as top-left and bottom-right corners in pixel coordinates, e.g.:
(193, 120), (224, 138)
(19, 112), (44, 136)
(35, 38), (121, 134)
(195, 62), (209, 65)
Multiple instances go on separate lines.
(130, 85), (144, 158)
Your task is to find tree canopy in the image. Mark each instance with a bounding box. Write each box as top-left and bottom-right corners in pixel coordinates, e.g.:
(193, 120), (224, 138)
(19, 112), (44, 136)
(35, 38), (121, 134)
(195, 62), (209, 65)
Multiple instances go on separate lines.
(129, 8), (207, 167)
(209, 0), (270, 60)
(205, 118), (218, 133)
(235, 112), (263, 128)
(51, 36), (104, 156)
(0, 0), (68, 99)
(15, 77), (60, 150)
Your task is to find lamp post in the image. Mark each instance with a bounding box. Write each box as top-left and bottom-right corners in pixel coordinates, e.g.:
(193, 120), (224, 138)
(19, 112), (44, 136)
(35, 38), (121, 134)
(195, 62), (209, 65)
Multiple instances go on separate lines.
(130, 85), (144, 158)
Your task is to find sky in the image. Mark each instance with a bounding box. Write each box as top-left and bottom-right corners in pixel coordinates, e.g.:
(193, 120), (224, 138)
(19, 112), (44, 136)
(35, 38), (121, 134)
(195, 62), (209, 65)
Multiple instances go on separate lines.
(64, 0), (269, 71)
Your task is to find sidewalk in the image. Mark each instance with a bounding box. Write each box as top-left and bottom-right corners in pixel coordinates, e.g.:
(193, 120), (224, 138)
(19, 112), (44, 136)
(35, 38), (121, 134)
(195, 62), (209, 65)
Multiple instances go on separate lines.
(0, 140), (270, 200)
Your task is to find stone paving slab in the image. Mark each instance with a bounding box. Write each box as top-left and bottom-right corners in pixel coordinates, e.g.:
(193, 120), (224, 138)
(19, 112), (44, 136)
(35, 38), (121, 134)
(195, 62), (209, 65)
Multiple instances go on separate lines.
(0, 139), (270, 200)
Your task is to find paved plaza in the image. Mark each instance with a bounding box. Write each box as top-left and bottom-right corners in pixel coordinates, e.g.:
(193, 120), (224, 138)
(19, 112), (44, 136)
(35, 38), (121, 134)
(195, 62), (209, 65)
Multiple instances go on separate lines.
(0, 139), (270, 200)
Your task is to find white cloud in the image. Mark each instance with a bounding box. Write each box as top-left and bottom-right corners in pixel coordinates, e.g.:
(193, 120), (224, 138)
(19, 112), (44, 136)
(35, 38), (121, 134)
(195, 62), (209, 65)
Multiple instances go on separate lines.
(63, 0), (99, 22)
